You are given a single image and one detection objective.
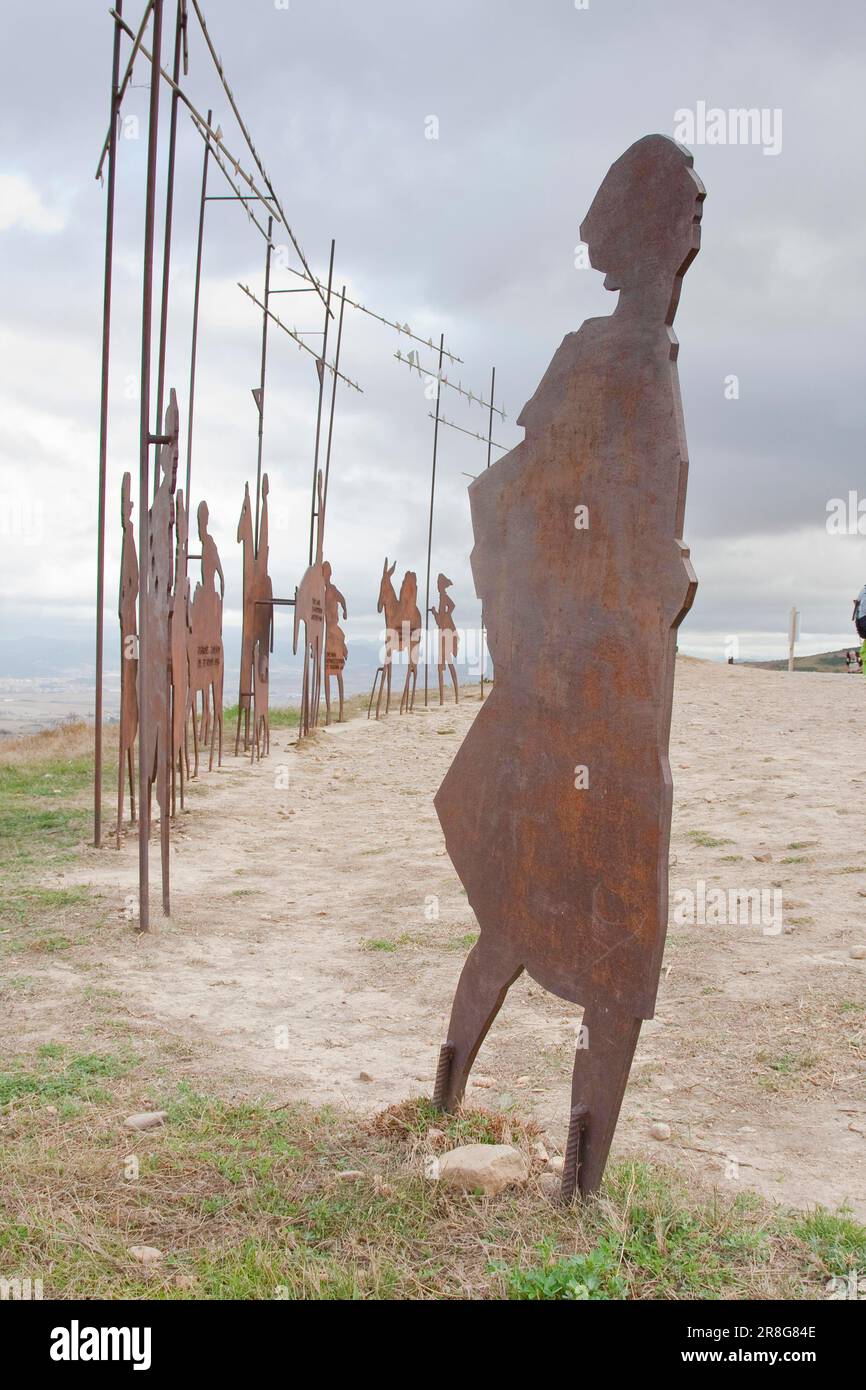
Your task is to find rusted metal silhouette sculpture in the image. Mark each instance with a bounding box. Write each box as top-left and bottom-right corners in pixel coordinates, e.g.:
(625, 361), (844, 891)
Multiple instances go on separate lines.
(293, 470), (326, 738)
(188, 500), (225, 774)
(142, 387), (180, 916)
(431, 136), (704, 1199)
(251, 636), (270, 761)
(169, 489), (192, 814)
(116, 472), (139, 847)
(368, 559), (422, 719)
(429, 572), (459, 705)
(236, 474), (273, 754)
(323, 560), (348, 724)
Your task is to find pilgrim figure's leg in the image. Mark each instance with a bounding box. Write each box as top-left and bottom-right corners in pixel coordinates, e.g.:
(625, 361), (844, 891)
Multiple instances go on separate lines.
(448, 662), (459, 703)
(233, 695), (242, 757)
(400, 662), (413, 714)
(158, 733), (170, 917)
(563, 1000), (642, 1198)
(193, 697), (201, 776)
(216, 681), (223, 767)
(208, 681), (218, 773)
(432, 938), (523, 1110)
(324, 672), (332, 725)
(299, 653), (309, 738)
(437, 665), (445, 705)
(337, 672), (344, 722)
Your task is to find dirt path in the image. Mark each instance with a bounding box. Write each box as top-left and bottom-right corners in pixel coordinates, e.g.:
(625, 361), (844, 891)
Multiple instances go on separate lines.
(5, 658), (866, 1217)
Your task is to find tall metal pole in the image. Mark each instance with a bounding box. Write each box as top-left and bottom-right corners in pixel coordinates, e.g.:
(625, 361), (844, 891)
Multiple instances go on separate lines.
(308, 240), (335, 565)
(424, 333), (445, 707)
(137, 0), (165, 934)
(480, 364), (495, 699)
(321, 286), (347, 516)
(184, 105), (211, 515)
(254, 215), (274, 550)
(93, 0), (124, 849)
(153, 0), (186, 481)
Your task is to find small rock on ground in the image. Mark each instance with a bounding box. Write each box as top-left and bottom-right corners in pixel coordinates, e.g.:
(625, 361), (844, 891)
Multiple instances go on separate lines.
(434, 1143), (528, 1196)
(124, 1111), (168, 1132)
(129, 1246), (163, 1265)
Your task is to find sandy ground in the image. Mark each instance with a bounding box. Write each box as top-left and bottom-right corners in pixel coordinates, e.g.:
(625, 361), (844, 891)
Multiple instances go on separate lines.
(4, 658), (866, 1217)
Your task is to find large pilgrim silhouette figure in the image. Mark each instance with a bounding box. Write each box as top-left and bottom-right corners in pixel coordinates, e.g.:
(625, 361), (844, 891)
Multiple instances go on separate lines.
(432, 135), (705, 1198)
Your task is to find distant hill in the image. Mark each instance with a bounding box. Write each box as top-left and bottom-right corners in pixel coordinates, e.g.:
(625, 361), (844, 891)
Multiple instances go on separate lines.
(744, 648), (857, 674)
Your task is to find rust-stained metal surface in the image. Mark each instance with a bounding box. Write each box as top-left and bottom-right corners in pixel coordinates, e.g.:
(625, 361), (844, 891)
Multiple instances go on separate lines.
(293, 471), (326, 737)
(117, 471), (139, 848)
(142, 386), (179, 917)
(169, 488), (192, 812)
(323, 560), (348, 724)
(368, 559), (422, 719)
(251, 636), (269, 761)
(432, 135), (704, 1196)
(188, 499), (225, 773)
(235, 475), (273, 753)
(429, 572), (459, 705)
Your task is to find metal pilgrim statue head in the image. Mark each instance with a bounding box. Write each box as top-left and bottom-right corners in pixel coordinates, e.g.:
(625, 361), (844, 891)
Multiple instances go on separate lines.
(430, 136), (705, 1200)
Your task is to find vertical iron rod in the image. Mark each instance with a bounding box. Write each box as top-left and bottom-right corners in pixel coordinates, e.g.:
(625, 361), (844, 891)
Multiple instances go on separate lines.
(184, 105), (211, 516)
(423, 334), (445, 708)
(254, 215), (274, 550)
(93, 0), (124, 849)
(137, 0), (165, 934)
(153, 0), (186, 489)
(480, 364), (495, 698)
(321, 286), (346, 516)
(308, 240), (335, 565)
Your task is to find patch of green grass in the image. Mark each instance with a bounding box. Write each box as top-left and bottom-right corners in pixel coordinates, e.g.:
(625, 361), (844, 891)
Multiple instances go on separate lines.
(0, 1075), (858, 1300)
(0, 755), (98, 879)
(790, 1206), (866, 1275)
(720, 855), (743, 863)
(1, 883), (91, 929)
(0, 1046), (141, 1107)
(756, 1050), (818, 1089)
(444, 932), (479, 952)
(223, 703), (300, 729)
(781, 856), (809, 865)
(360, 933), (415, 953)
(498, 1237), (626, 1299)
(687, 830), (735, 849)
(787, 841), (818, 851)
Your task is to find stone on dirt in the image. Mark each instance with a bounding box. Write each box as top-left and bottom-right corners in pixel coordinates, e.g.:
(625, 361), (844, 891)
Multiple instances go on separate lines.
(434, 1143), (528, 1195)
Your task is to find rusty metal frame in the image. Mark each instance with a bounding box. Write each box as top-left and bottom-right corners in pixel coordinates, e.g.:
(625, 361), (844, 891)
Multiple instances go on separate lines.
(93, 0), (125, 849)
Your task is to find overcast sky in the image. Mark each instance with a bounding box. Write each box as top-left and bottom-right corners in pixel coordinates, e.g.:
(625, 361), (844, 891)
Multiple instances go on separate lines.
(1, 0), (865, 689)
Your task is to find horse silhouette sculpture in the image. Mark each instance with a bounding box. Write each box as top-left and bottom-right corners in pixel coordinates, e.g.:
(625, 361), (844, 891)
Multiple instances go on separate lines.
(368, 558), (422, 719)
(431, 135), (704, 1200)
